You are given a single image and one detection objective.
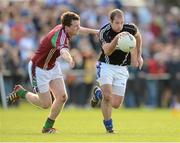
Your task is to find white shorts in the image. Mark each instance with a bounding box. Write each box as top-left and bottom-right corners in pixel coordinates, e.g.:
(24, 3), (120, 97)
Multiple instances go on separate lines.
(96, 62), (129, 96)
(28, 61), (63, 93)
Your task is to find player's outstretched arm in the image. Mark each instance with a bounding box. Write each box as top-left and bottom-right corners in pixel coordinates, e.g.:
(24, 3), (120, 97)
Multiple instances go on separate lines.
(79, 26), (99, 35)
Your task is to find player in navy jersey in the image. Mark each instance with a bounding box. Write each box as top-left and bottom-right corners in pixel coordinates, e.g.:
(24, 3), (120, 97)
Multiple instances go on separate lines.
(8, 11), (98, 133)
(91, 9), (143, 133)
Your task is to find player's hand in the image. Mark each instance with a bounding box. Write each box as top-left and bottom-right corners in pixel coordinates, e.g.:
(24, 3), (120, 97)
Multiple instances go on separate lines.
(117, 32), (129, 38)
(69, 59), (75, 68)
(137, 56), (143, 70)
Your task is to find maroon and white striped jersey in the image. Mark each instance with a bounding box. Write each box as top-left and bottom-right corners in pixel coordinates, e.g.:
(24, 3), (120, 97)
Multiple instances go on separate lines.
(31, 24), (70, 70)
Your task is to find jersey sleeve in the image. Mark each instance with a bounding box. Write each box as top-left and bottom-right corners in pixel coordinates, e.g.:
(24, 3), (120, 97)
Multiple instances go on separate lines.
(51, 30), (69, 50)
(126, 23), (138, 36)
(99, 27), (109, 44)
(56, 30), (69, 51)
(57, 37), (69, 50)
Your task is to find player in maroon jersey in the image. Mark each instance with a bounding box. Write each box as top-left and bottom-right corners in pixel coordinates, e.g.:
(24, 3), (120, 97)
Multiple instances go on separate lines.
(8, 11), (98, 133)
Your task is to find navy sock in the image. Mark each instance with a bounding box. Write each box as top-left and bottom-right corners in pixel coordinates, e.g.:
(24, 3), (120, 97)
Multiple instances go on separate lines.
(103, 119), (113, 131)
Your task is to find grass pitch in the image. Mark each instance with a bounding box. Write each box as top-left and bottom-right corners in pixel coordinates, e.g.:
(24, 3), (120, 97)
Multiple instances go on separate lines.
(0, 102), (180, 142)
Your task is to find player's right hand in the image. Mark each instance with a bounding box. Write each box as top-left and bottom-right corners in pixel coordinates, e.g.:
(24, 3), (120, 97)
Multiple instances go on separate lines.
(69, 59), (75, 68)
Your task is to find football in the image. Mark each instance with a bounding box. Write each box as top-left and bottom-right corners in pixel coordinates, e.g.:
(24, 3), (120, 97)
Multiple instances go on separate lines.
(116, 32), (136, 53)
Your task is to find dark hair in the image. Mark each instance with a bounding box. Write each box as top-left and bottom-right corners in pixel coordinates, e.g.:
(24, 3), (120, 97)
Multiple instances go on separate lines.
(109, 9), (124, 22)
(61, 11), (80, 27)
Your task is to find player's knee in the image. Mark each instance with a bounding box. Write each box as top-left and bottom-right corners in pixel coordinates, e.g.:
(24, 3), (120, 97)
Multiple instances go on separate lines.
(61, 94), (68, 103)
(112, 100), (123, 109)
(56, 93), (68, 103)
(41, 102), (52, 109)
(112, 103), (121, 109)
(103, 91), (112, 102)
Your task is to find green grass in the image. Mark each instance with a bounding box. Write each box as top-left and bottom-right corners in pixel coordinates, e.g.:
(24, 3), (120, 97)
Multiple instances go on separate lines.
(0, 103), (180, 142)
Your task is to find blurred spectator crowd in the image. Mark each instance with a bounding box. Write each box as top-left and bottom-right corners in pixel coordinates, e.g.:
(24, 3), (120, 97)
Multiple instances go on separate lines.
(0, 0), (180, 108)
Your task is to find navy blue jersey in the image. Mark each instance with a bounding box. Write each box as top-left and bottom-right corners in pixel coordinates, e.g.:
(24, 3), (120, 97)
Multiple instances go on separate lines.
(99, 23), (137, 66)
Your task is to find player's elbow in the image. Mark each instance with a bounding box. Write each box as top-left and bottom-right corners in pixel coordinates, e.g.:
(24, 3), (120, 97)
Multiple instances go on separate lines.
(103, 44), (114, 56)
(104, 49), (112, 56)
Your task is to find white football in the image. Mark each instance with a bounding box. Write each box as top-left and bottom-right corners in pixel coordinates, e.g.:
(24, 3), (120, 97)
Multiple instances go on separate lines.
(116, 32), (136, 53)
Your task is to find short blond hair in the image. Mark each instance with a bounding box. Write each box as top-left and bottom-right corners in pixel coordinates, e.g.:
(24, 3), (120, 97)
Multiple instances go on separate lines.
(109, 9), (124, 22)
